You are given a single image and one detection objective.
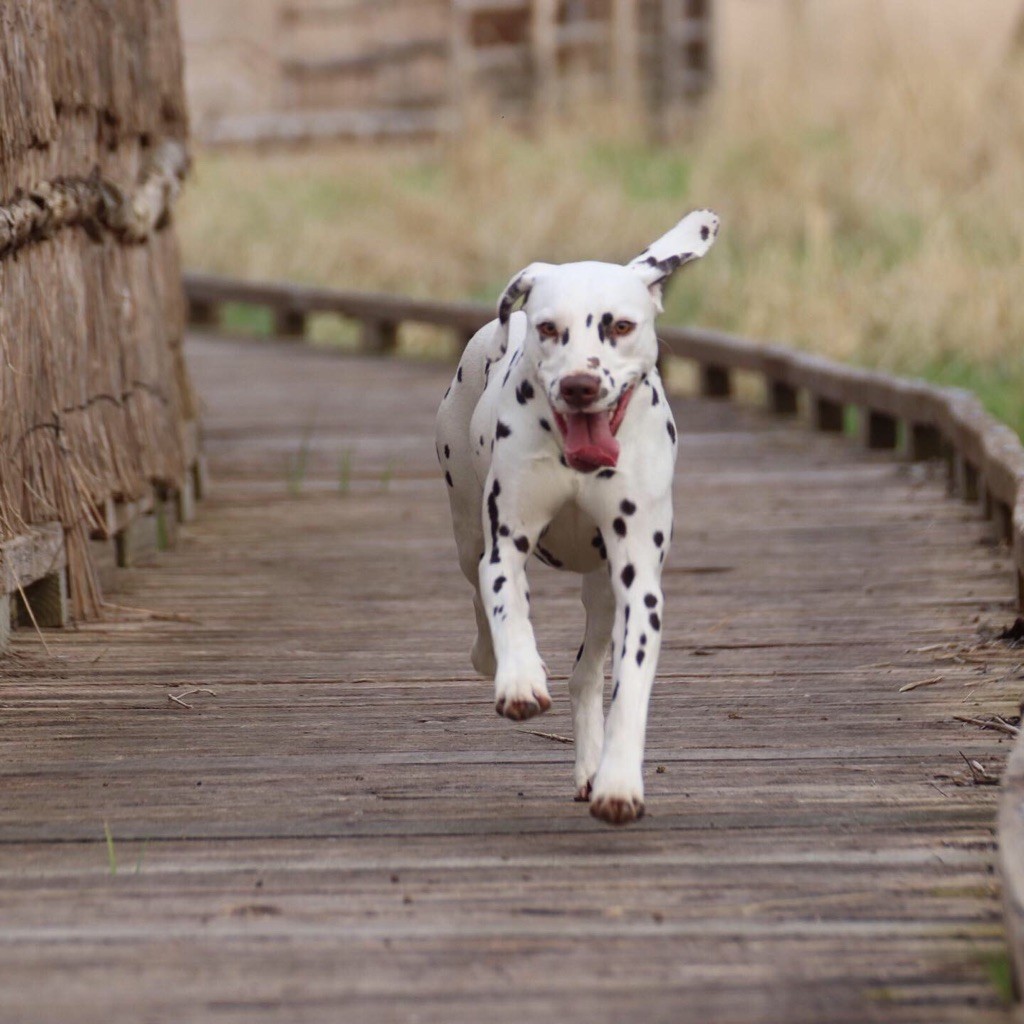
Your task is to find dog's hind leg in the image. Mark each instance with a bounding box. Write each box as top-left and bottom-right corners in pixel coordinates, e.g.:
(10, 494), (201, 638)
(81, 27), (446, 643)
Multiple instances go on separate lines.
(569, 568), (615, 801)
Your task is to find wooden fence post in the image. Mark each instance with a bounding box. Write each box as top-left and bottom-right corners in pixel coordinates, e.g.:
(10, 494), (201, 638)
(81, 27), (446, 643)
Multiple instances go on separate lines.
(909, 422), (942, 461)
(274, 307), (307, 338)
(768, 379), (799, 416)
(813, 397), (844, 433)
(699, 364), (731, 399)
(863, 409), (899, 450)
(361, 319), (399, 355)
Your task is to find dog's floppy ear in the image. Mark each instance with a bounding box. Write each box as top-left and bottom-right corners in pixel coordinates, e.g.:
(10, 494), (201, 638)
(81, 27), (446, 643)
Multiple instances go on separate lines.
(496, 262), (554, 352)
(628, 210), (720, 311)
(497, 262), (553, 325)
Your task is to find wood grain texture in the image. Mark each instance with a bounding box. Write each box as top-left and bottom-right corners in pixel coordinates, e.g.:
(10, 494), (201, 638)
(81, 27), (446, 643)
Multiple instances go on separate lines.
(0, 334), (1020, 1023)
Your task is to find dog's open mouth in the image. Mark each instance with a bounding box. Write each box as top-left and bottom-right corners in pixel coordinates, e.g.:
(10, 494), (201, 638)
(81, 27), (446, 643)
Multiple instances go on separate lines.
(552, 386), (636, 473)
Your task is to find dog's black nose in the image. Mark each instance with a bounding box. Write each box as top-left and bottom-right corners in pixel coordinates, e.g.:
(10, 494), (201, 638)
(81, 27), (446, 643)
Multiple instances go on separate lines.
(559, 374), (602, 409)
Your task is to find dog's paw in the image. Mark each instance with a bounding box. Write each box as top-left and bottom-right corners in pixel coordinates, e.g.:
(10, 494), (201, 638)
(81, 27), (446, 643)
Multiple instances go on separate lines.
(495, 690), (551, 721)
(589, 793), (645, 826)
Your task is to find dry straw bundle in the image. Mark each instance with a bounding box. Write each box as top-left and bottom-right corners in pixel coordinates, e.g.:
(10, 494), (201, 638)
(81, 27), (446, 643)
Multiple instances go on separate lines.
(0, 1), (194, 619)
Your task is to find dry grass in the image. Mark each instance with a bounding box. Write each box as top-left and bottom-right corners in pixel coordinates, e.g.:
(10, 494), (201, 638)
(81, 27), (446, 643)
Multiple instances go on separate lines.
(177, 34), (1024, 432)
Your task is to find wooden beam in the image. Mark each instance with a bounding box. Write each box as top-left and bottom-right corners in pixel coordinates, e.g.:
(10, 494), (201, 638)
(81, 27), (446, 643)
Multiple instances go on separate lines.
(531, 0), (559, 121)
(611, 0), (641, 111)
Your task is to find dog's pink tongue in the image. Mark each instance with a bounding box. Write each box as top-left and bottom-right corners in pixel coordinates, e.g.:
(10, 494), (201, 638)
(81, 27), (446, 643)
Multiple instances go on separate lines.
(563, 412), (620, 472)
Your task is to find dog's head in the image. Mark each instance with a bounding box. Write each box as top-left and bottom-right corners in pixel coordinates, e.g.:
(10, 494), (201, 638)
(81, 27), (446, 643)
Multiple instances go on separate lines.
(497, 210), (719, 471)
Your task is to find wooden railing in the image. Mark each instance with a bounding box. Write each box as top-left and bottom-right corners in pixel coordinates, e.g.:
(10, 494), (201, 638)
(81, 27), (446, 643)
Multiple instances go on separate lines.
(183, 270), (1024, 616)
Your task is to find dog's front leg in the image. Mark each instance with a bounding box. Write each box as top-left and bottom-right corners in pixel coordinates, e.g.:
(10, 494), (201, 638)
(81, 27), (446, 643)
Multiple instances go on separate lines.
(478, 469), (560, 722)
(587, 499), (672, 825)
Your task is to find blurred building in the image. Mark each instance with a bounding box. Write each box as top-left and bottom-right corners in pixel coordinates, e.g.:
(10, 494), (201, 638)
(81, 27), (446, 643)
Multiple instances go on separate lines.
(178, 0), (1022, 144)
(179, 0), (713, 143)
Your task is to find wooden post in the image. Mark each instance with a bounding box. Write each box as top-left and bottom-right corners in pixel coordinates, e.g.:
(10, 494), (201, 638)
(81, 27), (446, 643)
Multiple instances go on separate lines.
(864, 410), (898, 450)
(992, 500), (1014, 545)
(813, 397), (844, 433)
(361, 319), (399, 355)
(611, 0), (641, 112)
(699, 364), (731, 399)
(768, 379), (799, 416)
(909, 422), (942, 461)
(954, 456), (980, 503)
(274, 306), (307, 339)
(16, 569), (69, 628)
(449, 1), (472, 130)
(188, 297), (218, 328)
(531, 0), (559, 122)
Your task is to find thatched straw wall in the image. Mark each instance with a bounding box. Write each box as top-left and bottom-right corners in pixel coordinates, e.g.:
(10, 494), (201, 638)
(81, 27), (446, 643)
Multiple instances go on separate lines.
(0, 1), (193, 620)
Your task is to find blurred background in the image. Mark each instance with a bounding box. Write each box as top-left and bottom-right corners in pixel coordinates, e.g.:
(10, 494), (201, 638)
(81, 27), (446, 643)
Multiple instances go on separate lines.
(176, 0), (1024, 434)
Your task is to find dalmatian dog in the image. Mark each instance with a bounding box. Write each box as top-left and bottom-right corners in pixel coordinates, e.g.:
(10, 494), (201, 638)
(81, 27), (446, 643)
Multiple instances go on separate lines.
(435, 210), (719, 826)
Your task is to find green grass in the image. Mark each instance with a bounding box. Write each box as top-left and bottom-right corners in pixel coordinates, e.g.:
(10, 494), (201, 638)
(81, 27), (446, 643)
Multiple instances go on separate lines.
(916, 354), (1024, 438)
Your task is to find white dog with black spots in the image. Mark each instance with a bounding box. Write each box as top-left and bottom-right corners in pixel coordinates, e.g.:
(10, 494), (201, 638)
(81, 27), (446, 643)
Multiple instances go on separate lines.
(435, 210), (720, 826)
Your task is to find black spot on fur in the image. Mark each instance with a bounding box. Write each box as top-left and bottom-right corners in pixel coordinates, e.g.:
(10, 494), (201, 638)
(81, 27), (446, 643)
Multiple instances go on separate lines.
(561, 329), (569, 346)
(502, 366), (512, 387)
(651, 387), (660, 407)
(559, 454), (568, 468)
(516, 381), (535, 404)
(457, 366), (463, 382)
(445, 471), (453, 487)
(492, 605), (503, 617)
(596, 468), (616, 479)
(493, 576), (506, 593)
(611, 681), (619, 700)
(514, 536), (530, 553)
(640, 633), (647, 646)
(701, 224), (710, 241)
(644, 593), (658, 608)
(636, 650), (645, 667)
(443, 386), (451, 399)
(535, 545), (563, 568)
(667, 421), (677, 444)
(601, 312), (613, 326)
(613, 517), (627, 538)
(649, 612), (661, 631)
(499, 525), (510, 537)
(653, 531), (664, 547)
(539, 417), (551, 432)
(620, 499), (636, 516)
(496, 421), (511, 440)
(586, 314), (593, 327)
(487, 479), (501, 563)
(591, 530), (607, 560)
(443, 444), (450, 459)
(621, 564), (635, 588)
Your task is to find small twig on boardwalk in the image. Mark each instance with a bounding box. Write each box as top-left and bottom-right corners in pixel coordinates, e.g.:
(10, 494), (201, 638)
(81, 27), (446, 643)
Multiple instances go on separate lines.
(522, 729), (573, 745)
(168, 687), (217, 710)
(898, 675), (943, 692)
(953, 714), (1020, 738)
(103, 601), (201, 625)
(959, 751), (1000, 785)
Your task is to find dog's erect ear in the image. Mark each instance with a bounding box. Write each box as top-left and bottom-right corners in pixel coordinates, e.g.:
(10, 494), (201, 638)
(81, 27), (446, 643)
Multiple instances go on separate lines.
(627, 210), (720, 311)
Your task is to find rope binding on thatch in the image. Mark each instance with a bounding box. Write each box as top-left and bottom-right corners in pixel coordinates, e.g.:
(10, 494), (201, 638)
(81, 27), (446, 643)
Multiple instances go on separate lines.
(0, 139), (188, 257)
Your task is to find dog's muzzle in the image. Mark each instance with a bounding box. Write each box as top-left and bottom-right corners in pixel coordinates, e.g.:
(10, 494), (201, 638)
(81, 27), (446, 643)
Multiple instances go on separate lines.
(553, 383), (636, 473)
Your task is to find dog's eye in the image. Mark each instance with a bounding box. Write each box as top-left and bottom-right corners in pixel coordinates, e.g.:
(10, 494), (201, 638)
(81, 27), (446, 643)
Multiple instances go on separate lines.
(536, 321), (559, 340)
(612, 320), (636, 338)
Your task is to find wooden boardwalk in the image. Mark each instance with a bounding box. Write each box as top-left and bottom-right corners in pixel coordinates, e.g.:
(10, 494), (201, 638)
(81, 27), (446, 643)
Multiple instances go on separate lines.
(1, 334), (1021, 1023)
